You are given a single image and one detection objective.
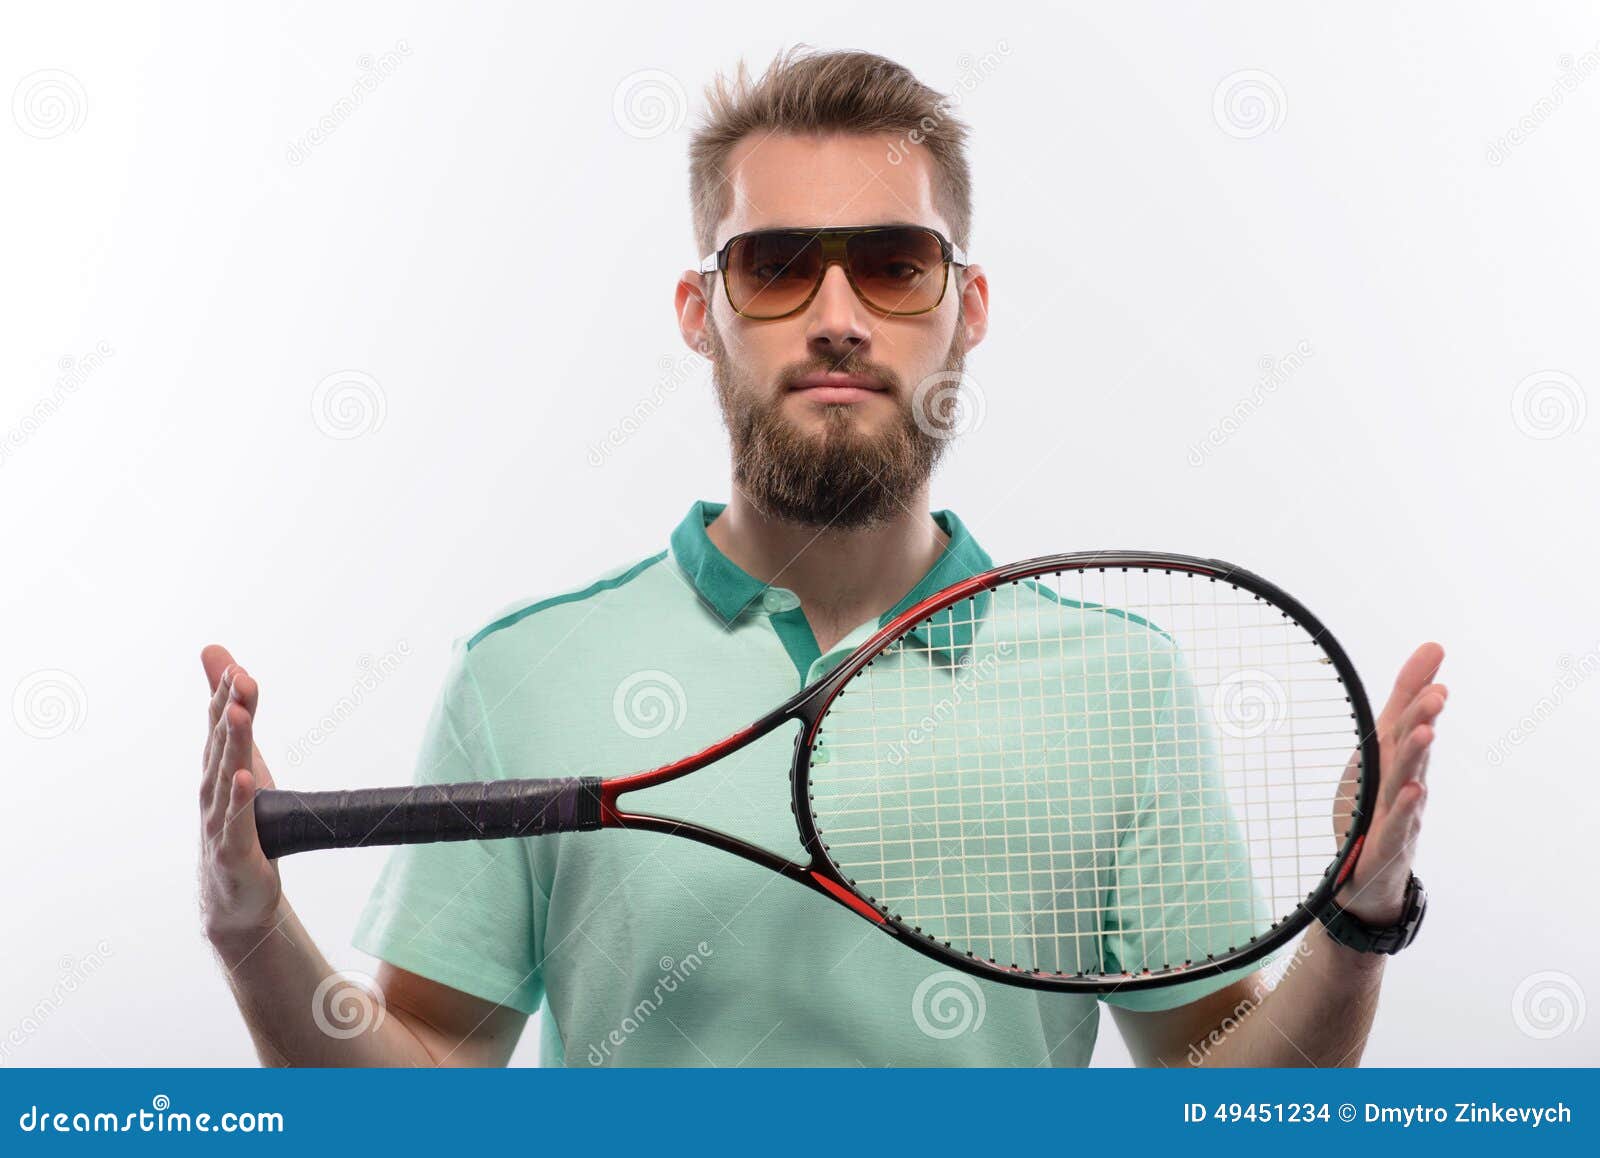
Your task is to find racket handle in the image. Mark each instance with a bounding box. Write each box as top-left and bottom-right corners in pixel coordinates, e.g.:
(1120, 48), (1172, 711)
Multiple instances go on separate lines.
(253, 777), (603, 859)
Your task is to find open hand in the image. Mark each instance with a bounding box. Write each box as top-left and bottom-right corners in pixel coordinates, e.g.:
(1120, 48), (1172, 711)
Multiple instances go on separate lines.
(1333, 642), (1447, 924)
(198, 645), (282, 948)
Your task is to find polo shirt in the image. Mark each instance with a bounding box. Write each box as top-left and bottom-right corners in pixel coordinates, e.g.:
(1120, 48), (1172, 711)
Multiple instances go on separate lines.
(353, 501), (1264, 1066)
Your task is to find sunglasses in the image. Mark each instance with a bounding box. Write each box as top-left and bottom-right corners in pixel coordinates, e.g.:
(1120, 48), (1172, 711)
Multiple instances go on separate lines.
(698, 225), (969, 320)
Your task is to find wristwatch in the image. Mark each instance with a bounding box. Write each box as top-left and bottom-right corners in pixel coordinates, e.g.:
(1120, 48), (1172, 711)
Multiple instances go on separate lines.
(1316, 872), (1428, 955)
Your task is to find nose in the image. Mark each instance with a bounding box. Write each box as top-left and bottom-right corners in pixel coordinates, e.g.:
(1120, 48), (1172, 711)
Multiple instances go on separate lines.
(803, 263), (873, 361)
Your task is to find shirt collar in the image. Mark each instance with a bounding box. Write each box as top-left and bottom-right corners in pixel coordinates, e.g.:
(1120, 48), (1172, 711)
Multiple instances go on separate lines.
(669, 501), (770, 624)
(668, 501), (994, 659)
(882, 510), (993, 662)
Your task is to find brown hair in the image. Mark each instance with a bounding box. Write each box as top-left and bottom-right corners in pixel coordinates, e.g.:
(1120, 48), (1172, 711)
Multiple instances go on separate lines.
(688, 46), (974, 258)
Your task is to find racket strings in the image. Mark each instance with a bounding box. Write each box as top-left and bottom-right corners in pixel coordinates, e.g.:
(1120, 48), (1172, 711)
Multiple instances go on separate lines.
(805, 568), (1362, 980)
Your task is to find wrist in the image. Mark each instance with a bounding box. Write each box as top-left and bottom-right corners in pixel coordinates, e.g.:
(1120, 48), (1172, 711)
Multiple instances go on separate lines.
(205, 899), (293, 964)
(1331, 889), (1405, 926)
(1317, 872), (1427, 956)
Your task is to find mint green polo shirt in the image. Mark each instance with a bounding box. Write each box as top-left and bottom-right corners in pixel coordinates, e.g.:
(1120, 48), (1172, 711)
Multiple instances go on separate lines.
(353, 501), (1265, 1066)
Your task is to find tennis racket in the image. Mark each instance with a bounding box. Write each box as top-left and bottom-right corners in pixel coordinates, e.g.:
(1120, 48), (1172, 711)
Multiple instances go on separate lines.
(254, 550), (1376, 993)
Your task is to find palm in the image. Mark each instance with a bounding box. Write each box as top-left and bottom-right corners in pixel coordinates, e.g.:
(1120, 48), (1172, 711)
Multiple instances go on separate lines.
(198, 645), (282, 940)
(1331, 642), (1447, 924)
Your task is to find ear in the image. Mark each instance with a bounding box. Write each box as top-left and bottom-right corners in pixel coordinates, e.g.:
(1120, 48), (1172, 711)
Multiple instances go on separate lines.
(956, 264), (990, 352)
(675, 271), (716, 359)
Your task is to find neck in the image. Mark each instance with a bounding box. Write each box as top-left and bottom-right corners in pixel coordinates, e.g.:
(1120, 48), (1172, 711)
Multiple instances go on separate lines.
(707, 487), (949, 653)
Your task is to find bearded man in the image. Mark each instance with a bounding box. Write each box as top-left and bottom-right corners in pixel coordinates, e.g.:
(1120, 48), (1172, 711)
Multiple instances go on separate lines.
(197, 47), (1446, 1068)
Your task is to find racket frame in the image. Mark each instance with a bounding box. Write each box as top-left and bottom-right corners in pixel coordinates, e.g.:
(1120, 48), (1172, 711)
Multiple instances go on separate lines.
(598, 550), (1379, 993)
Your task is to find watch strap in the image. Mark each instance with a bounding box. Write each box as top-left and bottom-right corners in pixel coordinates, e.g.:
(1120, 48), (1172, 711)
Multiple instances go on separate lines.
(1317, 872), (1427, 955)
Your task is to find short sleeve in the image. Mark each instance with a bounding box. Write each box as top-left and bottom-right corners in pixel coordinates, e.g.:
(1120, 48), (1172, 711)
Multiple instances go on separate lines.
(352, 637), (547, 1014)
(1100, 655), (1273, 1012)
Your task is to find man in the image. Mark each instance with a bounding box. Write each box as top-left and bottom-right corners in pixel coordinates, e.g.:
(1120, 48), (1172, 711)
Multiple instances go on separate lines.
(198, 47), (1447, 1066)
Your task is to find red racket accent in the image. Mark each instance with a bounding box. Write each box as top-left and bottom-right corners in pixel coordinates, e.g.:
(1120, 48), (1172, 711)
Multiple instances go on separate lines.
(1335, 833), (1366, 888)
(599, 723), (761, 824)
(810, 872), (886, 924)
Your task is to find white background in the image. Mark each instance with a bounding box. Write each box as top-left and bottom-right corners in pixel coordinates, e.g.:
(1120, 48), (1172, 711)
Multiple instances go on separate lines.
(2, 1), (1596, 1067)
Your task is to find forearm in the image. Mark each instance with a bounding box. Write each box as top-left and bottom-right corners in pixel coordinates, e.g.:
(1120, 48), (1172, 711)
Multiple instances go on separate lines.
(208, 900), (438, 1067)
(1196, 926), (1385, 1067)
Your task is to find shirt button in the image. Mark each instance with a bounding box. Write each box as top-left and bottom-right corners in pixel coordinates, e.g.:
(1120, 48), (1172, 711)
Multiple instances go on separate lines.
(762, 589), (797, 613)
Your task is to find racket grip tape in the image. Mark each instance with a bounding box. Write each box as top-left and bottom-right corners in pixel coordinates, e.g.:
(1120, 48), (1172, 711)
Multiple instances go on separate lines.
(253, 777), (603, 859)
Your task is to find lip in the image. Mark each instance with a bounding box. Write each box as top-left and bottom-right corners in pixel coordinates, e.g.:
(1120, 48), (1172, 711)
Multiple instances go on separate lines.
(788, 372), (889, 403)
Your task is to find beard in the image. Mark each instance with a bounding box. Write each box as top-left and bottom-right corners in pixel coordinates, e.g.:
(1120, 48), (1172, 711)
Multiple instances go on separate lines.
(705, 319), (967, 530)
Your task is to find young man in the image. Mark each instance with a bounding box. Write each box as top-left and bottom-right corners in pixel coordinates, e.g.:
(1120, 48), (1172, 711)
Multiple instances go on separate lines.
(198, 48), (1447, 1066)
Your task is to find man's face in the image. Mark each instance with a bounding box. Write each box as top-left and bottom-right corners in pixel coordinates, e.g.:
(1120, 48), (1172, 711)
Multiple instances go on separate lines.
(680, 132), (987, 529)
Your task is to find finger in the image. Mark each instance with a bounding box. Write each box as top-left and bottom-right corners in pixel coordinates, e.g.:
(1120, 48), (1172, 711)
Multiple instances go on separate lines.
(1383, 723), (1436, 806)
(1394, 777), (1428, 833)
(202, 667), (246, 815)
(1366, 778), (1429, 870)
(207, 664), (233, 729)
(200, 657), (239, 804)
(220, 669), (259, 772)
(201, 644), (238, 691)
(223, 670), (275, 790)
(1392, 683), (1448, 744)
(205, 662), (237, 757)
(219, 768), (263, 859)
(200, 713), (227, 816)
(202, 697), (222, 774)
(229, 667), (259, 719)
(207, 701), (254, 834)
(1379, 643), (1445, 730)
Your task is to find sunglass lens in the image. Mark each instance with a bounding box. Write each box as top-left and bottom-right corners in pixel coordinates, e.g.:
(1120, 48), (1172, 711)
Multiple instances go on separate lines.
(725, 232), (822, 318)
(846, 228), (948, 313)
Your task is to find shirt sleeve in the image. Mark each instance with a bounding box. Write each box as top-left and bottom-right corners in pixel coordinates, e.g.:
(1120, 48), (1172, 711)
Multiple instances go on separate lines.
(352, 636), (547, 1014)
(1099, 652), (1274, 1012)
